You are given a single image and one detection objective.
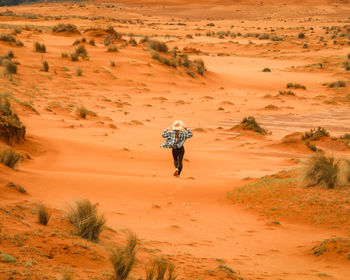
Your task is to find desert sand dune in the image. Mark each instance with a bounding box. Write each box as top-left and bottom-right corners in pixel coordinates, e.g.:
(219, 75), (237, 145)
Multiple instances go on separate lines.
(0, 0), (350, 279)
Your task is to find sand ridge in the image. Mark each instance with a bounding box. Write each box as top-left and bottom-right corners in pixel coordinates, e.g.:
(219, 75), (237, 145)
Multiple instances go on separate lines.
(0, 0), (350, 279)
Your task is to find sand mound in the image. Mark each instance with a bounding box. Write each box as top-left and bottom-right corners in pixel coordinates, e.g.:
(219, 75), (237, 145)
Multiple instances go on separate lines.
(269, 132), (311, 153)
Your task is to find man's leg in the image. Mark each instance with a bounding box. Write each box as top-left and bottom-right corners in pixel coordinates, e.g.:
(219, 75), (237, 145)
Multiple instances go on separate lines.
(177, 147), (185, 175)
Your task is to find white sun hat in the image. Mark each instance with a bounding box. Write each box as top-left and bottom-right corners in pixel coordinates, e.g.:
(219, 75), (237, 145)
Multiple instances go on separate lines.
(171, 120), (185, 130)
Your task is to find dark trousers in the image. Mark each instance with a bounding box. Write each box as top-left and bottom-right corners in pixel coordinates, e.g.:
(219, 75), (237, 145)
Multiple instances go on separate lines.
(172, 146), (185, 175)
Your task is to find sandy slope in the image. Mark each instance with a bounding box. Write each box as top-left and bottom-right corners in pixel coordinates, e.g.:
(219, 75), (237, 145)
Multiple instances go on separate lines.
(1, 0), (350, 279)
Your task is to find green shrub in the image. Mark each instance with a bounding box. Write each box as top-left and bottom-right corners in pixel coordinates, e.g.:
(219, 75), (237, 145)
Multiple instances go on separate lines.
(303, 43), (308, 49)
(298, 32), (305, 39)
(286, 83), (306, 90)
(147, 39), (168, 53)
(239, 116), (267, 135)
(110, 60), (115, 67)
(344, 60), (350, 71)
(38, 203), (51, 226)
(107, 44), (118, 52)
(52, 23), (80, 34)
(61, 52), (69, 58)
(304, 140), (319, 152)
(0, 252), (16, 263)
(41, 60), (49, 72)
(0, 147), (22, 168)
(67, 199), (105, 242)
(262, 68), (271, 72)
(110, 232), (137, 280)
(89, 39), (95, 46)
(303, 153), (350, 188)
(34, 42), (46, 53)
(302, 127), (330, 141)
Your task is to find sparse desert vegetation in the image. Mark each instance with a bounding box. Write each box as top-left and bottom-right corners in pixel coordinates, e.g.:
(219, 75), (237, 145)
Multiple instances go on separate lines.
(67, 199), (106, 242)
(0, 1), (350, 279)
(236, 116), (268, 135)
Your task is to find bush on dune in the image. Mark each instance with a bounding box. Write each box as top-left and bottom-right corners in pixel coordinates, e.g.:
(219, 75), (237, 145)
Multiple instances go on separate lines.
(37, 203), (51, 226)
(0, 56), (17, 75)
(147, 39), (168, 53)
(303, 153), (350, 189)
(146, 257), (177, 280)
(0, 96), (26, 144)
(301, 127), (329, 141)
(239, 116), (268, 135)
(34, 42), (46, 53)
(0, 147), (22, 168)
(67, 199), (105, 242)
(52, 23), (80, 34)
(110, 231), (137, 280)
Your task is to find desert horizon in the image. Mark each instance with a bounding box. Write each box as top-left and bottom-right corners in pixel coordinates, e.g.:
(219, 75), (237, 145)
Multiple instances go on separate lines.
(0, 0), (349, 279)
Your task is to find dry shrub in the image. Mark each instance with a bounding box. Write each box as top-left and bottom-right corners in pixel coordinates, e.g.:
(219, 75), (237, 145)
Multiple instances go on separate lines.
(303, 153), (350, 188)
(110, 232), (137, 280)
(74, 45), (88, 58)
(34, 42), (46, 53)
(146, 257), (177, 280)
(0, 96), (26, 144)
(67, 199), (106, 242)
(239, 116), (267, 135)
(0, 33), (16, 43)
(41, 60), (49, 72)
(107, 44), (118, 52)
(76, 106), (96, 119)
(147, 39), (168, 53)
(52, 23), (80, 34)
(37, 203), (51, 226)
(286, 83), (306, 90)
(1, 58), (17, 75)
(7, 182), (26, 193)
(0, 147), (23, 168)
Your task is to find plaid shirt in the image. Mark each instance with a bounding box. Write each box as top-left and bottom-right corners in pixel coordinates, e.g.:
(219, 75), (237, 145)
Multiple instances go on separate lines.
(161, 129), (193, 148)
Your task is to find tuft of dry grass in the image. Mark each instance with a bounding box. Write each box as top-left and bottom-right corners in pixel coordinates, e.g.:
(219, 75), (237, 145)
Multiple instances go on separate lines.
(76, 106), (96, 119)
(34, 42), (46, 53)
(0, 147), (22, 168)
(146, 257), (177, 280)
(303, 153), (350, 189)
(37, 203), (51, 226)
(67, 199), (106, 242)
(110, 231), (137, 280)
